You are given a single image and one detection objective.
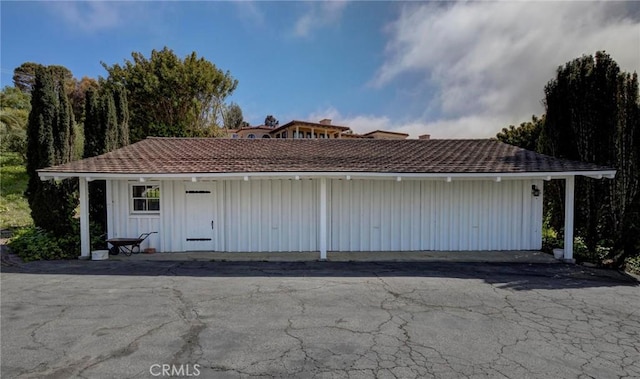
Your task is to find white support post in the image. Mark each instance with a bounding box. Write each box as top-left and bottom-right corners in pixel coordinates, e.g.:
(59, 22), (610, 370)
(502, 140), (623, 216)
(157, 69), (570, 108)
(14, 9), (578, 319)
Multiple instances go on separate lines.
(105, 180), (113, 239)
(319, 177), (327, 261)
(79, 178), (90, 259)
(564, 176), (575, 263)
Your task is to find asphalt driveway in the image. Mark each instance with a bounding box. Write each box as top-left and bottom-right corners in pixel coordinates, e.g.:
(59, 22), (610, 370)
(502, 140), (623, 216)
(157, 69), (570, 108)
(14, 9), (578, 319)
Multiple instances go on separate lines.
(1, 259), (639, 378)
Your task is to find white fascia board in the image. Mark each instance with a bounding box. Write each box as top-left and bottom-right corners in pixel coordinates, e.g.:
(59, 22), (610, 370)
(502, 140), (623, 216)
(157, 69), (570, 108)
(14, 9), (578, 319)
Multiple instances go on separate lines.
(39, 169), (617, 181)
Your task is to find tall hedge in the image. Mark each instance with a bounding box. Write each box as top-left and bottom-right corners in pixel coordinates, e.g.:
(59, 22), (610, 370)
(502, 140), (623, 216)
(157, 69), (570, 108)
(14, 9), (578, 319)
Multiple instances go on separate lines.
(83, 87), (130, 235)
(539, 52), (640, 264)
(25, 67), (78, 236)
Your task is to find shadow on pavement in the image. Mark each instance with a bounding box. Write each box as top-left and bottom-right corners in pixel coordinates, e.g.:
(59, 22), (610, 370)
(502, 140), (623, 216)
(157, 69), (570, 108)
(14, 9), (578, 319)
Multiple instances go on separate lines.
(2, 258), (637, 291)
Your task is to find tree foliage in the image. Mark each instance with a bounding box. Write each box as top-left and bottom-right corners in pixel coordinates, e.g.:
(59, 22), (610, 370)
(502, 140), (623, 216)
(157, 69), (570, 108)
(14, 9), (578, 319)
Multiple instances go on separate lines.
(497, 52), (639, 267)
(0, 86), (31, 159)
(68, 76), (99, 124)
(1, 85), (31, 109)
(499, 51), (640, 266)
(264, 115), (279, 128)
(83, 87), (130, 158)
(25, 66), (78, 237)
(607, 71), (640, 261)
(13, 62), (41, 93)
(496, 115), (544, 151)
(83, 86), (131, 235)
(83, 88), (101, 158)
(53, 78), (75, 165)
(223, 102), (245, 130)
(13, 62), (74, 94)
(13, 62), (91, 158)
(101, 47), (238, 141)
(113, 85), (130, 147)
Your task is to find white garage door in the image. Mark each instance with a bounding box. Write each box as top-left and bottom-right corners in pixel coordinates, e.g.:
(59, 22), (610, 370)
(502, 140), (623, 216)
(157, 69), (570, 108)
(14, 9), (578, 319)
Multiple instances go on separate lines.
(224, 179), (319, 252)
(329, 179), (542, 251)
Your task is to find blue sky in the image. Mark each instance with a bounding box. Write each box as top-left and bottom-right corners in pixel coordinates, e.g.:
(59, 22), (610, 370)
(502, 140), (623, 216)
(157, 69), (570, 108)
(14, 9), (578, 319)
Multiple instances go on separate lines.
(1, 1), (639, 138)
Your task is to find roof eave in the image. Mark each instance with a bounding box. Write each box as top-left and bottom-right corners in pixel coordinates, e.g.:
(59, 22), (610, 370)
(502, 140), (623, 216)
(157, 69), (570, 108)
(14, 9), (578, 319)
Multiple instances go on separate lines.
(38, 169), (617, 181)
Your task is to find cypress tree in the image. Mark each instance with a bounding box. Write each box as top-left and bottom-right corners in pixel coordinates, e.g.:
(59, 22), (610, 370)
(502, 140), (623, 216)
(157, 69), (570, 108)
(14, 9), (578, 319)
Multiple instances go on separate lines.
(540, 52), (640, 264)
(114, 86), (130, 148)
(609, 72), (640, 263)
(25, 67), (78, 236)
(83, 87), (129, 238)
(26, 67), (55, 200)
(84, 88), (106, 234)
(53, 79), (74, 165)
(102, 91), (119, 152)
(26, 67), (56, 207)
(83, 88), (102, 158)
(540, 53), (617, 252)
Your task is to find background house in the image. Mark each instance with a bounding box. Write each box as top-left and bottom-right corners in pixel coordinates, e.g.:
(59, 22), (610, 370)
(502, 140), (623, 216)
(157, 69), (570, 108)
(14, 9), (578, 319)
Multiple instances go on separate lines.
(228, 119), (411, 140)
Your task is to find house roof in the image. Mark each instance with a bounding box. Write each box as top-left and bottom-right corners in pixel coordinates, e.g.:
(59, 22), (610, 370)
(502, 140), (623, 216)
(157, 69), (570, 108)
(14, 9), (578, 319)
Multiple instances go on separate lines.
(362, 130), (410, 137)
(269, 120), (351, 134)
(39, 138), (615, 179)
(231, 126), (273, 132)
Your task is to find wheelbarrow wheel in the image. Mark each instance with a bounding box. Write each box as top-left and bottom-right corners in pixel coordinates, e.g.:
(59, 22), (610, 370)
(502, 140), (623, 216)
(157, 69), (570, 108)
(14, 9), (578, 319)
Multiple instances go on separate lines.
(109, 246), (120, 255)
(131, 245), (140, 254)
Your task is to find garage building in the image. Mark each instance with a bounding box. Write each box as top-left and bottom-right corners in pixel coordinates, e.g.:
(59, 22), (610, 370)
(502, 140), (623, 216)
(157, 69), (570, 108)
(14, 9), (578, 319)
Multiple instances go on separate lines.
(38, 138), (615, 261)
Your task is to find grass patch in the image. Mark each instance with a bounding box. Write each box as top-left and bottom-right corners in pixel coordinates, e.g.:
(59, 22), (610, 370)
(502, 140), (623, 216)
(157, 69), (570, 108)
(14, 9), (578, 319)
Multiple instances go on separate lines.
(0, 152), (32, 230)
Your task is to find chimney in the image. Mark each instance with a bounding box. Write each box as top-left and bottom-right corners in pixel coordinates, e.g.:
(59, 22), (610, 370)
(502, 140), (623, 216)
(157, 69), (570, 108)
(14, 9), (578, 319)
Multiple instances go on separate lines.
(418, 134), (431, 140)
(319, 119), (332, 125)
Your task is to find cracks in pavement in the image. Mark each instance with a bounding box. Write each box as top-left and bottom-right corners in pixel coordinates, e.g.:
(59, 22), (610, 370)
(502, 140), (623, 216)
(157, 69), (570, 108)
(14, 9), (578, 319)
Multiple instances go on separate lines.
(493, 285), (640, 378)
(18, 320), (175, 379)
(372, 275), (461, 377)
(74, 320), (175, 379)
(4, 262), (639, 378)
(168, 287), (206, 366)
(6, 305), (72, 378)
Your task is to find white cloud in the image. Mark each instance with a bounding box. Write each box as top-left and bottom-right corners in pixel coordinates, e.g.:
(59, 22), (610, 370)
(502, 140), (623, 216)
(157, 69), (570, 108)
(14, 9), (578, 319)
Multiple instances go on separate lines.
(370, 1), (640, 138)
(48, 2), (130, 32)
(233, 1), (265, 29)
(45, 1), (156, 33)
(293, 1), (348, 38)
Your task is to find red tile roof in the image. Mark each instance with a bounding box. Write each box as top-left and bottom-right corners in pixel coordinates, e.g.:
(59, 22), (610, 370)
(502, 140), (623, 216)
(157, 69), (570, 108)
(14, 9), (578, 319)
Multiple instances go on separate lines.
(39, 137), (613, 175)
(362, 130), (410, 137)
(230, 125), (272, 132)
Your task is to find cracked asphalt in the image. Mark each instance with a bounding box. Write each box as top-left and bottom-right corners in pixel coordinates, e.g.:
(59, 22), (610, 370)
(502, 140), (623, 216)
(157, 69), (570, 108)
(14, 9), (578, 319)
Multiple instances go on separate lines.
(1, 259), (639, 378)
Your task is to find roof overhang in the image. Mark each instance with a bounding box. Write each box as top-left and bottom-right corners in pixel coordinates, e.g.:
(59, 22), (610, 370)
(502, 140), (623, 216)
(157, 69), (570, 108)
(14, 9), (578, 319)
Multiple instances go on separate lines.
(39, 170), (617, 182)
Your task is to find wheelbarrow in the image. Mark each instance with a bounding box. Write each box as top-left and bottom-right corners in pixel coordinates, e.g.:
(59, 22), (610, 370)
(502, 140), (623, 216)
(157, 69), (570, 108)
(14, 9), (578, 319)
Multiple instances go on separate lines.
(107, 232), (158, 256)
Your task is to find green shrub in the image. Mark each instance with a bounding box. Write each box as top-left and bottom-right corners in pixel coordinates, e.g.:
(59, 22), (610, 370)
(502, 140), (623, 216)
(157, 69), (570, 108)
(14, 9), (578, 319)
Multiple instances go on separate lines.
(573, 237), (593, 263)
(542, 236), (563, 254)
(8, 227), (71, 262)
(541, 223), (562, 254)
(8, 221), (106, 262)
(625, 255), (640, 275)
(541, 225), (616, 265)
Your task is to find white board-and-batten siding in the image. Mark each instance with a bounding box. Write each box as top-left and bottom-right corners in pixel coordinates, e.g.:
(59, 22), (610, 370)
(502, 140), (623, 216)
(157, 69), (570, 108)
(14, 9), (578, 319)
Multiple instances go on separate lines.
(105, 178), (543, 253)
(329, 179), (542, 251)
(105, 180), (161, 251)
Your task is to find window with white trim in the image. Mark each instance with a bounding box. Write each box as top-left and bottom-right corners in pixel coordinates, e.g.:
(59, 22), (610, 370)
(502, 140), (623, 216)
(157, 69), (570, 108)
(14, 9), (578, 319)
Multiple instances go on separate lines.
(131, 184), (160, 213)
